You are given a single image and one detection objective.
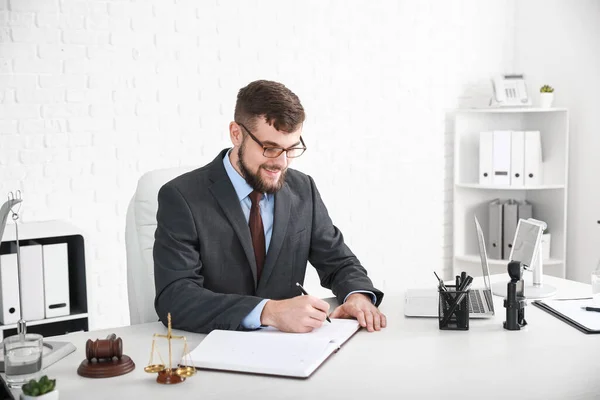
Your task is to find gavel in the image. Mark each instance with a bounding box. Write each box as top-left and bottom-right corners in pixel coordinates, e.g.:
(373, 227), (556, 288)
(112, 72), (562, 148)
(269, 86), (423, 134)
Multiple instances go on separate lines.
(86, 334), (123, 362)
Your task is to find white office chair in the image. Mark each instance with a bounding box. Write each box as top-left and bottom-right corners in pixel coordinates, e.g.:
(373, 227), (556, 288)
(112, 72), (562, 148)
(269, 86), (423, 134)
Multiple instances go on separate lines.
(125, 166), (197, 325)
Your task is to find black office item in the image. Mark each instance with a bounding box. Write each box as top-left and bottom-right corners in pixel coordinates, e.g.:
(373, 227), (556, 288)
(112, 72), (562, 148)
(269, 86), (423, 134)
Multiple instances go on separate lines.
(503, 261), (527, 330)
(0, 374), (15, 400)
(582, 306), (600, 313)
(439, 284), (470, 331)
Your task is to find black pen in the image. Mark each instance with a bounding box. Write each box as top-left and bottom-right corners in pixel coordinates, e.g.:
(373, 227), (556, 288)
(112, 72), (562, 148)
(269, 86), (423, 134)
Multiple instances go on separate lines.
(581, 306), (600, 312)
(296, 282), (332, 323)
(433, 271), (447, 291)
(458, 275), (473, 292)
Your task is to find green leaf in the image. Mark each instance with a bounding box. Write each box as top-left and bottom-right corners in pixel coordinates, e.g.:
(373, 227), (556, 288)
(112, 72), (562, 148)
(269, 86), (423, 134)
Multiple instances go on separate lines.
(21, 383), (31, 395)
(31, 387), (40, 396)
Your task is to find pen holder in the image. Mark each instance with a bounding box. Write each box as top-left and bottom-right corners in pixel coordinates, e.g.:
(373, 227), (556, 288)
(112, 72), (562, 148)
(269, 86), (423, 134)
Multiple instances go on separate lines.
(438, 285), (470, 331)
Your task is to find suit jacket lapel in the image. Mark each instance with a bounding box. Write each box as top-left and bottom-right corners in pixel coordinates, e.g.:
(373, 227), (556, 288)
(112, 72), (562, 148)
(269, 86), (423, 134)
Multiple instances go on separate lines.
(258, 183), (291, 291)
(207, 150), (258, 287)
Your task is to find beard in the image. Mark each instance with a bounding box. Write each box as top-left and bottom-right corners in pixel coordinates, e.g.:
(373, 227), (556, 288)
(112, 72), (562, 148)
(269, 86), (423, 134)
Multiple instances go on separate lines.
(237, 139), (288, 194)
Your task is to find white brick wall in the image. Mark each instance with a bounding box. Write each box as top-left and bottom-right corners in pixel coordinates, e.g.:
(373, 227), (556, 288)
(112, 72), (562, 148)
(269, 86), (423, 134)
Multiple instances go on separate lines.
(1, 0), (515, 330)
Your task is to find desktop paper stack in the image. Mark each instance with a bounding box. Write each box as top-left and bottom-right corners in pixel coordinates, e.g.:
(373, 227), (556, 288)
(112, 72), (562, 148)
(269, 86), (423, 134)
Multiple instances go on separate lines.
(488, 199), (534, 260)
(186, 319), (361, 378)
(479, 130), (543, 186)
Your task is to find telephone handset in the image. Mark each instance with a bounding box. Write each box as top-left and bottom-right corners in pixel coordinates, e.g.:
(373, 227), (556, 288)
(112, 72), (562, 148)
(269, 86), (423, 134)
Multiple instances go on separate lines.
(491, 74), (531, 106)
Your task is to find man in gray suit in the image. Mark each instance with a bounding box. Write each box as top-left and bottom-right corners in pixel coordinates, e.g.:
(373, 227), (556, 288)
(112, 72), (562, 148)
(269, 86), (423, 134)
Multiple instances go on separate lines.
(154, 80), (386, 334)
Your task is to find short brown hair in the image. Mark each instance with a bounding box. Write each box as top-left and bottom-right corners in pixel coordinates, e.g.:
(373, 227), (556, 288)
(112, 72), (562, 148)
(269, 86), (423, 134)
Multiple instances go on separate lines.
(234, 80), (305, 132)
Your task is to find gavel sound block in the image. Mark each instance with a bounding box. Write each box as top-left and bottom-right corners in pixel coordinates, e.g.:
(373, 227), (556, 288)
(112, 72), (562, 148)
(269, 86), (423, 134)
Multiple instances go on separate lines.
(77, 335), (135, 378)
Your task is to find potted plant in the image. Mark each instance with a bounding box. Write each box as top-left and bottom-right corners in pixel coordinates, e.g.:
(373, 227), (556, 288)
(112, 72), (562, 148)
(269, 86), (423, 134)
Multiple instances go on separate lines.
(20, 376), (58, 400)
(540, 85), (554, 108)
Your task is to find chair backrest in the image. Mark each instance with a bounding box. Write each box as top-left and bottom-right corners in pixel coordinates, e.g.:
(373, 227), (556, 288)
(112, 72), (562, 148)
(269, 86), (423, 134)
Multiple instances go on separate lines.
(125, 166), (197, 325)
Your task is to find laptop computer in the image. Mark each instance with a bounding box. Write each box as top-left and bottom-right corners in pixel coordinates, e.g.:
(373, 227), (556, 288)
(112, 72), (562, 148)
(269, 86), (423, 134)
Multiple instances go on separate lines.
(404, 216), (495, 318)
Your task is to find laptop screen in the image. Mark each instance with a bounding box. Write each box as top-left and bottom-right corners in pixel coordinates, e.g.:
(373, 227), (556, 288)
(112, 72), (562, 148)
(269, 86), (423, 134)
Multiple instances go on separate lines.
(474, 217), (492, 291)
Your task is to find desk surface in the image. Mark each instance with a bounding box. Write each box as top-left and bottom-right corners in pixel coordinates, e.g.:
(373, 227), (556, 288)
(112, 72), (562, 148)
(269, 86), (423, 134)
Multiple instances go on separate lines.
(10, 275), (600, 400)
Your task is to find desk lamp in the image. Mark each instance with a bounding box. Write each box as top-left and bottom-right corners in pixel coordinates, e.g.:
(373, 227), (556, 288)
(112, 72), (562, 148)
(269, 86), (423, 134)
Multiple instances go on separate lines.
(492, 218), (557, 299)
(0, 191), (26, 336)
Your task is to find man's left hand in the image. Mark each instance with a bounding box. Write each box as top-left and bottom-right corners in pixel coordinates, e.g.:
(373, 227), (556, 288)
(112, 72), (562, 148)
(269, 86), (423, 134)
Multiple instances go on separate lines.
(329, 293), (387, 332)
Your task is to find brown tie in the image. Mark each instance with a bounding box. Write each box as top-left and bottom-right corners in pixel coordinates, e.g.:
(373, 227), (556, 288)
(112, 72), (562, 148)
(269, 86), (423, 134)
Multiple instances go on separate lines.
(248, 190), (265, 281)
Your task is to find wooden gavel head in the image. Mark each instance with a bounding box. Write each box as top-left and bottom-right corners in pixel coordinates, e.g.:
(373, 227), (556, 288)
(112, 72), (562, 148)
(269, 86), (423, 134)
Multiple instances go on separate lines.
(86, 337), (123, 361)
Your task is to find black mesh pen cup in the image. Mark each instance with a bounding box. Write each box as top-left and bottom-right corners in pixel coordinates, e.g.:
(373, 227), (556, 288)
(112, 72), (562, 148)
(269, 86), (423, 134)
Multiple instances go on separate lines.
(438, 285), (470, 330)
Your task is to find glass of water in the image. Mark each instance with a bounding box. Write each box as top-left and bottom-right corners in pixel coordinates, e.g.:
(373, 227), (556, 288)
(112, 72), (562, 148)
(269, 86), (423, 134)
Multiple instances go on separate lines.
(592, 261), (600, 305)
(3, 333), (43, 388)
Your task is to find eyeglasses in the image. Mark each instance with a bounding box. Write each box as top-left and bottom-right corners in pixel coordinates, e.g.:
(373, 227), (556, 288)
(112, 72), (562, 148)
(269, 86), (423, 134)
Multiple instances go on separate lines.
(237, 122), (307, 158)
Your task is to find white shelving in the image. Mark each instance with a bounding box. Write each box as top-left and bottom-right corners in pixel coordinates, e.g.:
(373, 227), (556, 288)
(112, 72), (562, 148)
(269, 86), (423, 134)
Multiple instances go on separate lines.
(0, 313), (88, 331)
(455, 183), (565, 190)
(452, 108), (569, 279)
(0, 220), (90, 341)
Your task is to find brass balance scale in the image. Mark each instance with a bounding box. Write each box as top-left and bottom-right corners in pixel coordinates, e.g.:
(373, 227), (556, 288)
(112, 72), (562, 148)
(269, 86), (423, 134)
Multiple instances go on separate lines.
(144, 313), (196, 384)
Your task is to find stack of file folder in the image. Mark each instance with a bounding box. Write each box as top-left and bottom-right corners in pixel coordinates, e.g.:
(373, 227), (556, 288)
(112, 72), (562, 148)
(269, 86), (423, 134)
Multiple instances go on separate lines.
(479, 130), (543, 186)
(488, 199), (533, 260)
(0, 243), (71, 325)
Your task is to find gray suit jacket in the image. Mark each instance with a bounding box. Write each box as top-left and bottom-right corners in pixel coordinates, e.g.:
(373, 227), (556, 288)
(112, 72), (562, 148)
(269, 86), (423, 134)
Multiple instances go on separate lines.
(153, 149), (383, 333)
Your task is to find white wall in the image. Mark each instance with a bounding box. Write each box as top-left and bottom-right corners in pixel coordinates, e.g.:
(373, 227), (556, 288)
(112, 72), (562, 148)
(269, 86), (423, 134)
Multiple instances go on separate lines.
(514, 0), (600, 283)
(0, 0), (516, 329)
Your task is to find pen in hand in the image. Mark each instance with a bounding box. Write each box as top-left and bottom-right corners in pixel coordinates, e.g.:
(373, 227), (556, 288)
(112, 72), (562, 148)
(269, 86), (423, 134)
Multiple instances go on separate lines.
(581, 306), (600, 312)
(296, 282), (332, 323)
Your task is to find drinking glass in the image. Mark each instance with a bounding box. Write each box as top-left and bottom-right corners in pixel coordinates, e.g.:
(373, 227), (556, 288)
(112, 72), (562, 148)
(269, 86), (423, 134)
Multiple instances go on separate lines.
(3, 333), (43, 388)
(592, 268), (600, 305)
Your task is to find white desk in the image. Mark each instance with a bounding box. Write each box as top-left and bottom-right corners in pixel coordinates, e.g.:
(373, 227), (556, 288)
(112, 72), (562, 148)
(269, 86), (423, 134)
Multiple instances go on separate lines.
(10, 275), (600, 399)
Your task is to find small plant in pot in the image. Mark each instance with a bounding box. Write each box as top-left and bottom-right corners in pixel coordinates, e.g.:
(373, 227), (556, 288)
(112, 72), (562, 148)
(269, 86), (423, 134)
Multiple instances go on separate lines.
(539, 85), (554, 108)
(20, 376), (58, 400)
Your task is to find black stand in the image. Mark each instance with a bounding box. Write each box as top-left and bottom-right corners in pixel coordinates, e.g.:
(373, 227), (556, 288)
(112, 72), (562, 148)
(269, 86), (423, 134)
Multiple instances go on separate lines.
(503, 261), (527, 330)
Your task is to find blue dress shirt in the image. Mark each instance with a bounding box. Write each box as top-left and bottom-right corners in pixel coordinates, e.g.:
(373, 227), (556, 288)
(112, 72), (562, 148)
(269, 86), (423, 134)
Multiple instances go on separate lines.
(222, 150), (375, 330)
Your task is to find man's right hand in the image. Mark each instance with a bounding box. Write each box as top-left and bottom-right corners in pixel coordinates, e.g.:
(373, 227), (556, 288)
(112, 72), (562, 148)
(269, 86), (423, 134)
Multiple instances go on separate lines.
(260, 296), (330, 333)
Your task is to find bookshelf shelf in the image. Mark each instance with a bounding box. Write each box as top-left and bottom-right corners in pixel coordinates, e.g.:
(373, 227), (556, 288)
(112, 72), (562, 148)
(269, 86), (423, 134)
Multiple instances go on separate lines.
(452, 109), (569, 280)
(0, 220), (90, 341)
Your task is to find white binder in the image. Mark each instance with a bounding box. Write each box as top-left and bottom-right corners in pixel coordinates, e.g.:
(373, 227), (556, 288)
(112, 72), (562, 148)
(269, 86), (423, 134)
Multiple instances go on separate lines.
(20, 244), (45, 321)
(42, 243), (70, 318)
(510, 131), (525, 186)
(479, 131), (493, 185)
(524, 130), (543, 186)
(492, 131), (511, 185)
(0, 253), (21, 324)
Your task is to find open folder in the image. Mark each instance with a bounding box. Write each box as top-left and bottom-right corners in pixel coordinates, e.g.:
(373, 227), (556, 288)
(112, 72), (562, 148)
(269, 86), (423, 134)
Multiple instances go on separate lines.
(186, 319), (360, 378)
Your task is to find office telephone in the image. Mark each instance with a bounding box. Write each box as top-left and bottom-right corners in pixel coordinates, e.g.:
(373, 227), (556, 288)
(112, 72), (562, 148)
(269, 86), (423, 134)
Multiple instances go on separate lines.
(491, 74), (531, 106)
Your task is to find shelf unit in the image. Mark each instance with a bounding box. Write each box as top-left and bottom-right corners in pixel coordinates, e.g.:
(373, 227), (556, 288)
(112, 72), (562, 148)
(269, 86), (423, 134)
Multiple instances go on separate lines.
(452, 108), (569, 279)
(0, 220), (90, 341)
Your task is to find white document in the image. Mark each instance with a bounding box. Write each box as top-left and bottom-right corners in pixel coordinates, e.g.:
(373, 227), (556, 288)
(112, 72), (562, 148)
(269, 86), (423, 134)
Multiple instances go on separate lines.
(510, 130), (525, 186)
(42, 243), (70, 318)
(20, 244), (45, 321)
(537, 299), (600, 331)
(0, 253), (21, 324)
(479, 131), (493, 185)
(186, 319), (360, 378)
(492, 130), (511, 185)
(524, 130), (543, 186)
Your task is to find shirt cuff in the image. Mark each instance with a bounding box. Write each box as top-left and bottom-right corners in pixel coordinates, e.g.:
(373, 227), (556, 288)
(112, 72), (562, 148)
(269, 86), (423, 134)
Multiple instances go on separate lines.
(241, 299), (269, 330)
(344, 290), (376, 305)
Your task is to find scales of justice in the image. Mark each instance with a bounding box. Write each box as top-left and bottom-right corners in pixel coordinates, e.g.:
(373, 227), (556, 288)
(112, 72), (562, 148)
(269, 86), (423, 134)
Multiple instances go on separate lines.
(144, 313), (196, 384)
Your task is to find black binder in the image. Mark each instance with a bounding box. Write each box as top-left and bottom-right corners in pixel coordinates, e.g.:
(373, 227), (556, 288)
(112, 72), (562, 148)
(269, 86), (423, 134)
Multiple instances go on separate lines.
(532, 300), (600, 334)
